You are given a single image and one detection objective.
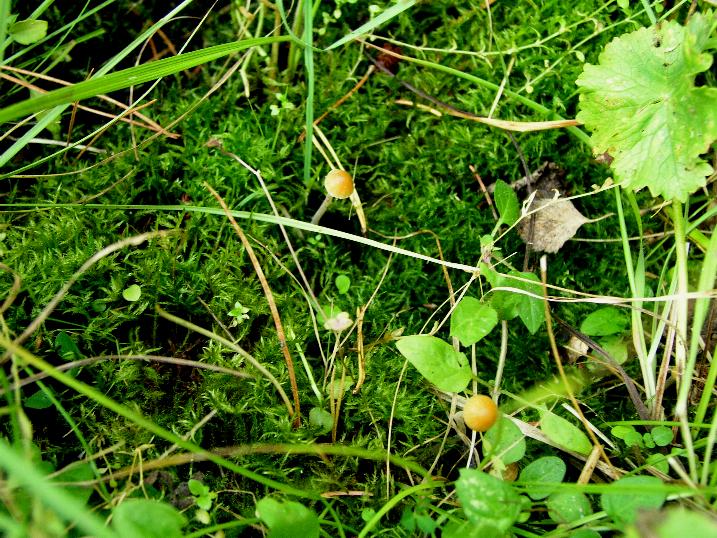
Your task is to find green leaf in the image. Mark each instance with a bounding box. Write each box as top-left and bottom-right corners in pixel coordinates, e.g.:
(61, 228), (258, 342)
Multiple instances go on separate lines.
(53, 463), (95, 505)
(122, 284), (141, 302)
(509, 271), (544, 334)
(651, 426), (674, 447)
(9, 19), (48, 45)
(25, 388), (54, 410)
(55, 331), (82, 360)
(539, 409), (592, 455)
(580, 307), (629, 336)
(395, 335), (471, 392)
(112, 499), (186, 538)
(598, 335), (628, 364)
(611, 425), (636, 440)
(450, 297), (499, 347)
(646, 453), (669, 474)
(187, 479), (208, 497)
(546, 492), (593, 523)
(483, 417), (526, 465)
(256, 497), (320, 538)
(600, 475), (665, 525)
(494, 180), (520, 226)
(518, 456), (566, 500)
(623, 429), (644, 448)
(488, 270), (544, 333)
(576, 13), (717, 202)
(309, 407), (333, 434)
(653, 508), (717, 537)
(455, 468), (522, 537)
(0, 36), (290, 125)
(335, 274), (351, 294)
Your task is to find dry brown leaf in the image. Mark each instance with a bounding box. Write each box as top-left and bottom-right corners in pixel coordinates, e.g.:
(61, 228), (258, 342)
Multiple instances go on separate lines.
(519, 196), (589, 253)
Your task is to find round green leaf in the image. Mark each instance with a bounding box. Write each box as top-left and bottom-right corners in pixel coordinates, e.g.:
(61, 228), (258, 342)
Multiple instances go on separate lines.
(112, 499), (186, 538)
(611, 425), (636, 440)
(539, 409), (592, 456)
(335, 274), (350, 294)
(580, 307), (629, 336)
(122, 284), (142, 302)
(600, 475), (666, 525)
(547, 491), (593, 523)
(650, 426), (674, 447)
(450, 297), (499, 347)
(483, 417), (526, 465)
(518, 456), (566, 500)
(395, 335), (471, 392)
(9, 19), (48, 45)
(598, 335), (628, 364)
(309, 407), (333, 434)
(455, 468), (522, 536)
(256, 497), (319, 538)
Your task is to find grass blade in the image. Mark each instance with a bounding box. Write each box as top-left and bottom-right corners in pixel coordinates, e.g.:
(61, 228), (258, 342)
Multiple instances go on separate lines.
(0, 36), (290, 124)
(325, 0), (416, 51)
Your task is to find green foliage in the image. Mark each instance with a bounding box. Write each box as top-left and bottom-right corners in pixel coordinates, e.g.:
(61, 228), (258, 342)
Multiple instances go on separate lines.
(112, 499), (186, 538)
(546, 491), (593, 524)
(255, 497), (320, 538)
(519, 456), (566, 500)
(494, 179), (520, 228)
(577, 12), (717, 201)
(450, 296), (499, 347)
(2, 1), (715, 536)
(539, 409), (592, 456)
(483, 416), (526, 465)
(455, 468), (524, 537)
(580, 307), (629, 336)
(483, 264), (545, 334)
(9, 19), (48, 45)
(601, 475), (666, 526)
(395, 335), (472, 392)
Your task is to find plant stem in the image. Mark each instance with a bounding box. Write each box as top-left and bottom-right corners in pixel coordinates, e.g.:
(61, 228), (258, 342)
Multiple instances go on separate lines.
(615, 190), (653, 406)
(672, 199), (698, 481)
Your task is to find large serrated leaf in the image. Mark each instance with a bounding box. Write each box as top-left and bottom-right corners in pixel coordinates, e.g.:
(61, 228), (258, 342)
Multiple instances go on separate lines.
(576, 13), (717, 202)
(395, 335), (471, 392)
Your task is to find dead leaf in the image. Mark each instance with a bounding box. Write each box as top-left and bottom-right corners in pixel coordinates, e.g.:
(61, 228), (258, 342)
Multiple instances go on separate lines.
(519, 196), (589, 253)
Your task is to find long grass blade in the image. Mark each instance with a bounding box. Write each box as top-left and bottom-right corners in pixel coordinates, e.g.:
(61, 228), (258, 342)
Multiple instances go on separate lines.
(0, 36), (290, 124)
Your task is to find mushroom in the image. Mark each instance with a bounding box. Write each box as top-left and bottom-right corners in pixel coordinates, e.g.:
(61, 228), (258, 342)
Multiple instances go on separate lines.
(310, 169), (355, 225)
(463, 394), (499, 432)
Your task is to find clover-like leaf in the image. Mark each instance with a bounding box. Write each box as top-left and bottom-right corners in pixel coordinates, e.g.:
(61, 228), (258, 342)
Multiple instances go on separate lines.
(576, 13), (717, 202)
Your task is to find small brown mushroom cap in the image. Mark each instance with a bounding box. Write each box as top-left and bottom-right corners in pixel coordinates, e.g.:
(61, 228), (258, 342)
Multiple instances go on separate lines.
(324, 169), (354, 199)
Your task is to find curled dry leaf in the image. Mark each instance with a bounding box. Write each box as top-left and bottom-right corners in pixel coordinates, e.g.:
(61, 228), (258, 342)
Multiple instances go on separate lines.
(519, 195), (589, 253)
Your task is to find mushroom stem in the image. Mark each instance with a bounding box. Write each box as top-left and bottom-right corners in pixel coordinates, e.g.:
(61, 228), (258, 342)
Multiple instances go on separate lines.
(310, 194), (334, 226)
